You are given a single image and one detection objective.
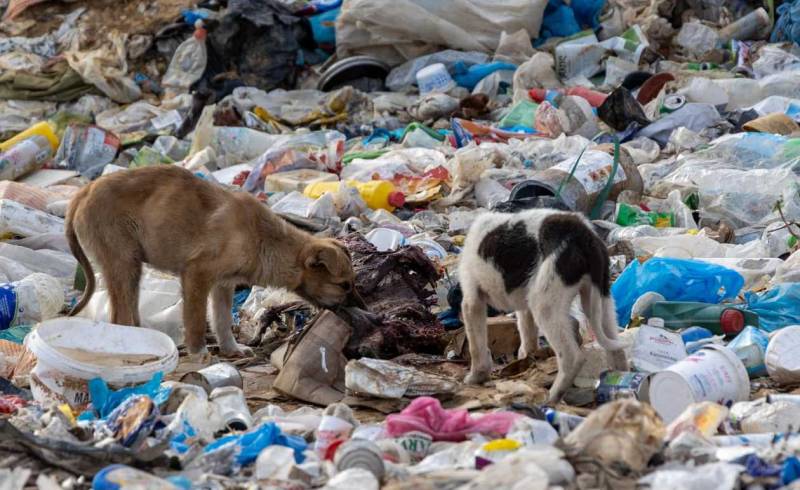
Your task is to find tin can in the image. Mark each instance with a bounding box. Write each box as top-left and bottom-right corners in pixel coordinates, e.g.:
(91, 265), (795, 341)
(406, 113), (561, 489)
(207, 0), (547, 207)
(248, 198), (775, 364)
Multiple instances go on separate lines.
(595, 370), (651, 405)
(210, 386), (252, 431)
(660, 94), (687, 114)
(334, 439), (386, 481)
(180, 362), (243, 394)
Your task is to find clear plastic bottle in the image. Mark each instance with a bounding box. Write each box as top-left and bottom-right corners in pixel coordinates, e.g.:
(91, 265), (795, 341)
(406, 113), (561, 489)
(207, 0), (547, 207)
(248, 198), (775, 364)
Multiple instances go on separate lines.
(0, 121), (59, 153)
(162, 21), (208, 99)
(0, 273), (64, 329)
(0, 136), (53, 181)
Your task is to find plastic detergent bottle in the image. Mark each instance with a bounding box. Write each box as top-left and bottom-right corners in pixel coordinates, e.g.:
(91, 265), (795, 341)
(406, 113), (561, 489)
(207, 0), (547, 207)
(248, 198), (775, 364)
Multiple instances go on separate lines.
(0, 135), (54, 180)
(162, 20), (208, 98)
(304, 180), (406, 211)
(647, 301), (758, 336)
(0, 273), (64, 329)
(0, 121), (59, 153)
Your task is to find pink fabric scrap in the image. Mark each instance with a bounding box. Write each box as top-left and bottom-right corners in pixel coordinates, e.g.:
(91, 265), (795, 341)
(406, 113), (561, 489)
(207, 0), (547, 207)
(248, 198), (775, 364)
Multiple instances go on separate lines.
(385, 396), (521, 442)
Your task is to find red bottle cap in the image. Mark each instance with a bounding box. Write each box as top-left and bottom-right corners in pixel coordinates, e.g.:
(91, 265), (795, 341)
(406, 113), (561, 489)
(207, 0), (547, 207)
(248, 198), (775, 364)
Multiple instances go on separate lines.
(720, 309), (745, 335)
(387, 191), (405, 208)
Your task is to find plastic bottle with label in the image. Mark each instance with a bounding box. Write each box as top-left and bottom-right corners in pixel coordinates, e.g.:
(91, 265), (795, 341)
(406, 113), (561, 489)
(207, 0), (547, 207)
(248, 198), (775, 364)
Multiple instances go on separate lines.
(0, 273), (64, 330)
(304, 180), (405, 211)
(0, 136), (53, 181)
(646, 301), (758, 336)
(162, 21), (208, 99)
(0, 121), (59, 153)
(528, 87), (608, 107)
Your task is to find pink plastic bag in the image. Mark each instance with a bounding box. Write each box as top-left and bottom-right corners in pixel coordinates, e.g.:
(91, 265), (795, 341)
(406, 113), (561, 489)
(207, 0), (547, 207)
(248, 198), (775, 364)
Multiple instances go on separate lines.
(385, 396), (520, 442)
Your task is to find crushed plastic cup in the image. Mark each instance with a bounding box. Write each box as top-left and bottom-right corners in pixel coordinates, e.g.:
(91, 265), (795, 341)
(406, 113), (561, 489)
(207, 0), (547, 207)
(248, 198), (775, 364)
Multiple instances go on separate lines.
(648, 344), (750, 423)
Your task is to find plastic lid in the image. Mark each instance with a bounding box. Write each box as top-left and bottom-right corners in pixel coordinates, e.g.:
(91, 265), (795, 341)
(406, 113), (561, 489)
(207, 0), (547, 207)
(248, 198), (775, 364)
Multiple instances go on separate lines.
(720, 309), (745, 335)
(388, 191), (405, 208)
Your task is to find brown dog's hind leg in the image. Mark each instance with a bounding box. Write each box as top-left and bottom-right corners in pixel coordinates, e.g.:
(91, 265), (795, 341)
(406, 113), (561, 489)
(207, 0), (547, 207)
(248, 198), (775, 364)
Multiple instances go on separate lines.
(210, 284), (254, 358)
(181, 267), (212, 356)
(105, 258), (142, 326)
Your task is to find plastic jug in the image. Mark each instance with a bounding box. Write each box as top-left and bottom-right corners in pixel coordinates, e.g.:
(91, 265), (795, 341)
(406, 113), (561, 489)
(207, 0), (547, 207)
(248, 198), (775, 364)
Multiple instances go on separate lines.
(0, 273), (64, 329)
(647, 301), (759, 336)
(0, 121), (59, 153)
(162, 21), (208, 98)
(304, 180), (405, 211)
(0, 135), (53, 181)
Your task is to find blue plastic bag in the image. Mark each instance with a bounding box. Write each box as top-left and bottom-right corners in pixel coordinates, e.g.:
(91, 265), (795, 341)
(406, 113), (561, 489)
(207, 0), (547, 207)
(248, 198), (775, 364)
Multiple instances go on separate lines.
(203, 422), (307, 466)
(82, 372), (171, 420)
(611, 258), (744, 326)
(746, 283), (800, 332)
(452, 61), (517, 91)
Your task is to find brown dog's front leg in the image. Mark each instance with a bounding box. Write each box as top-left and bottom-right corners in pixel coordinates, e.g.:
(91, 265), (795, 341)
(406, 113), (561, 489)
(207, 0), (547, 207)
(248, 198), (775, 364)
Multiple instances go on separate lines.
(182, 268), (212, 355)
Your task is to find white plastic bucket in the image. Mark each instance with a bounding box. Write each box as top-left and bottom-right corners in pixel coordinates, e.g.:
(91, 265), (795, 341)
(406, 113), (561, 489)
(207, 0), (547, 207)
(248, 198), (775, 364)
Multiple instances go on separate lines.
(416, 63), (455, 95)
(765, 325), (800, 384)
(27, 317), (178, 408)
(648, 344), (749, 423)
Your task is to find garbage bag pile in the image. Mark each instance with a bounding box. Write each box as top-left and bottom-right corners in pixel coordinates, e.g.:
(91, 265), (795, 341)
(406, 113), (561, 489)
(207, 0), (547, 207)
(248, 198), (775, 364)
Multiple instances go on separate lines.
(6, 0), (800, 487)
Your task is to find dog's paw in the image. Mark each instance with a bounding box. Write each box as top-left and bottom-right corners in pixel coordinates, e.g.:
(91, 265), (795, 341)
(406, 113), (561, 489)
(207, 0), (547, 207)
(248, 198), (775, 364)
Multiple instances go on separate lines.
(186, 348), (215, 365)
(545, 389), (565, 406)
(463, 370), (491, 385)
(219, 342), (254, 358)
(517, 345), (535, 360)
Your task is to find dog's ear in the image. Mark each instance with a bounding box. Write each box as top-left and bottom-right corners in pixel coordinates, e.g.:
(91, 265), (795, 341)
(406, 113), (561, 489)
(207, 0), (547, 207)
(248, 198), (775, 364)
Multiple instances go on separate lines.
(303, 241), (344, 275)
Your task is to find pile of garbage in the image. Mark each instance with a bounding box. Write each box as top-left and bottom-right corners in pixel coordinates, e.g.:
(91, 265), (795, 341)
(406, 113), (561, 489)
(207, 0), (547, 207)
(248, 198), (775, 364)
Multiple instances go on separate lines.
(6, 0), (800, 487)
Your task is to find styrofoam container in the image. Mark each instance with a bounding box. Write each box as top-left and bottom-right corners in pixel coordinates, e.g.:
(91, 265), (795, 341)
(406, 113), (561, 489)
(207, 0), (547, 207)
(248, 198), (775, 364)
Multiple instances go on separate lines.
(265, 169), (339, 193)
(648, 344), (749, 423)
(416, 63), (455, 95)
(365, 228), (405, 252)
(27, 317), (178, 408)
(765, 325), (800, 384)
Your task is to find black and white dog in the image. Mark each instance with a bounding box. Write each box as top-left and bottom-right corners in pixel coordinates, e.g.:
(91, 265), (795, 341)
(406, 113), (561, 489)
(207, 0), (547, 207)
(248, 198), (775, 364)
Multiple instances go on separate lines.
(458, 209), (627, 403)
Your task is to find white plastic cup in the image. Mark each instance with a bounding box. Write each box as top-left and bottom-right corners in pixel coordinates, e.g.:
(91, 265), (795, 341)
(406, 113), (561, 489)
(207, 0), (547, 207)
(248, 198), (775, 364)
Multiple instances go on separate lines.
(648, 344), (749, 423)
(416, 63), (455, 95)
(765, 325), (800, 384)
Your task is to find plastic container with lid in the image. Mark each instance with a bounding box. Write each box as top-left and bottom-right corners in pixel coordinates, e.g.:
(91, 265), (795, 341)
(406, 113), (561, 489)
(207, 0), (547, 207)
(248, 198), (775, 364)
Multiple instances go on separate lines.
(304, 180), (405, 211)
(648, 344), (750, 423)
(415, 63), (455, 94)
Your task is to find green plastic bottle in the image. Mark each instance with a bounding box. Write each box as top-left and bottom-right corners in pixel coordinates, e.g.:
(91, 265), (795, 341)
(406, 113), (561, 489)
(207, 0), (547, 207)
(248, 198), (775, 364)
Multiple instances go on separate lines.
(647, 301), (759, 336)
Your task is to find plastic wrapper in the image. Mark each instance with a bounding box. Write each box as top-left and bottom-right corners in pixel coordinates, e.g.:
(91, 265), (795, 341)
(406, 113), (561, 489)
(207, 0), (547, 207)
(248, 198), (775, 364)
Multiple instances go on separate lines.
(64, 32), (141, 103)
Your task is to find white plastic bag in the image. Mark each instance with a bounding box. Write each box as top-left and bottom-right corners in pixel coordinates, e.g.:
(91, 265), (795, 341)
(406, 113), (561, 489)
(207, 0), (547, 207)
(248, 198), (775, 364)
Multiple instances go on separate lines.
(336, 0), (546, 65)
(64, 32), (141, 103)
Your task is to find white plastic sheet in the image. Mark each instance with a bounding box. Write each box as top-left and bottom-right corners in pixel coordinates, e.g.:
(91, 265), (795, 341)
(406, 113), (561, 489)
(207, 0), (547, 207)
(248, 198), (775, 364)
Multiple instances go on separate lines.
(336, 0), (546, 66)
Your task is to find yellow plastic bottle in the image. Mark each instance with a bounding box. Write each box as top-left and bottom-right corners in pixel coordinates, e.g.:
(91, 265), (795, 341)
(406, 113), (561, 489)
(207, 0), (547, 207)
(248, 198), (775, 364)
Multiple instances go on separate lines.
(0, 121), (60, 152)
(303, 180), (405, 211)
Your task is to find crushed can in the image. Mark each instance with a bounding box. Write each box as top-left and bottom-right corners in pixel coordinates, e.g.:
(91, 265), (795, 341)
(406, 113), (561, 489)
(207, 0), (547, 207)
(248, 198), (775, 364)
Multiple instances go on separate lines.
(595, 370), (651, 405)
(180, 362), (243, 394)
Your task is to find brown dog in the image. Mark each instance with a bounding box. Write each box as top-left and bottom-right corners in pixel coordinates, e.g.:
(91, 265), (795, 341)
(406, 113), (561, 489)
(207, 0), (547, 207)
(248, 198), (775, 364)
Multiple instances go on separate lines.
(66, 165), (362, 357)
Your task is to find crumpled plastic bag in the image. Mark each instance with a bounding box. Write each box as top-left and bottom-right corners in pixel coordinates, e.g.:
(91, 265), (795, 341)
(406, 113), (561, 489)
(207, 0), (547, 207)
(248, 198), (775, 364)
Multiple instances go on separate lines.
(746, 283), (800, 332)
(611, 258), (744, 325)
(564, 399), (664, 473)
(64, 32), (141, 103)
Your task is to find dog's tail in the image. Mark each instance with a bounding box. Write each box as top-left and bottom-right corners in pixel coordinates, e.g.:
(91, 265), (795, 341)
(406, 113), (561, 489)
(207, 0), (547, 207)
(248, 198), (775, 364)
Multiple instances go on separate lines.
(66, 197), (95, 317)
(586, 285), (626, 351)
